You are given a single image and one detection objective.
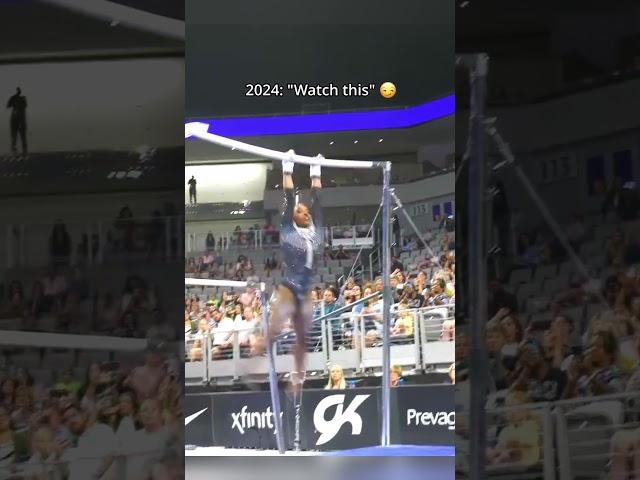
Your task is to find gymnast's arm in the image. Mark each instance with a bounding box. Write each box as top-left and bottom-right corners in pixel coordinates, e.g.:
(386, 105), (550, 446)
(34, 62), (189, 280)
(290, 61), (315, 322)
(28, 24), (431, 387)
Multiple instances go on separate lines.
(310, 172), (323, 240)
(281, 168), (295, 228)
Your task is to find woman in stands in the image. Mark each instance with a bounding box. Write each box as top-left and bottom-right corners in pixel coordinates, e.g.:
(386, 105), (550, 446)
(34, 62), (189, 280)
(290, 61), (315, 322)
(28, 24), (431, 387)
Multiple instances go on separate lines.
(325, 364), (346, 390)
(265, 157), (324, 393)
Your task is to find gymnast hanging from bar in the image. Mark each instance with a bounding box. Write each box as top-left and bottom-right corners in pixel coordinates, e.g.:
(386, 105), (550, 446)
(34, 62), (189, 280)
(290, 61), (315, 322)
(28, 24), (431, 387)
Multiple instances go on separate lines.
(258, 151), (323, 394)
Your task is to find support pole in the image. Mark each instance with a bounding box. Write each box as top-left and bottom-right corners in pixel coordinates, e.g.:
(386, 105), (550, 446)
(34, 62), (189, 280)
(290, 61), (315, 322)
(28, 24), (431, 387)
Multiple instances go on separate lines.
(262, 283), (285, 454)
(380, 161), (392, 447)
(468, 53), (489, 480)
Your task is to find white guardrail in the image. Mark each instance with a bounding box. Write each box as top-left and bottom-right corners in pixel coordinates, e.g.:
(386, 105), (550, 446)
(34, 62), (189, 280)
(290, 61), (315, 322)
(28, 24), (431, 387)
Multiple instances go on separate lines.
(185, 224), (375, 253)
(456, 391), (640, 480)
(184, 305), (455, 381)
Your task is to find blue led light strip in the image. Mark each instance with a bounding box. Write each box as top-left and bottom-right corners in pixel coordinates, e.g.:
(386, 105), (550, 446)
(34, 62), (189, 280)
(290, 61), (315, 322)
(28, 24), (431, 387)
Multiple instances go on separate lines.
(186, 95), (454, 137)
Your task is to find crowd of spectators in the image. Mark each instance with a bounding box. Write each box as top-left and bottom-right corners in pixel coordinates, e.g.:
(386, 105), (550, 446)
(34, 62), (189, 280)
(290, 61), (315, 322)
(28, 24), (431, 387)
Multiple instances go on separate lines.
(185, 223), (456, 363)
(455, 181), (640, 471)
(47, 203), (180, 267)
(0, 344), (182, 479)
(0, 268), (169, 340)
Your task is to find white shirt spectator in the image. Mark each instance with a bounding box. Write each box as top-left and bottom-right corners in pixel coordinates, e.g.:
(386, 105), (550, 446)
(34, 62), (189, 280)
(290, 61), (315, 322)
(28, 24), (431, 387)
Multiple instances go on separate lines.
(212, 317), (235, 345)
(123, 427), (172, 480)
(62, 422), (118, 480)
(235, 318), (257, 344)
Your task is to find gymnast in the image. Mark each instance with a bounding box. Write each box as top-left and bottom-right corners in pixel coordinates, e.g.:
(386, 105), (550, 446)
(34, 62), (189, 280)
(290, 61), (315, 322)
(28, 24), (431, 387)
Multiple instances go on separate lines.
(260, 153), (324, 394)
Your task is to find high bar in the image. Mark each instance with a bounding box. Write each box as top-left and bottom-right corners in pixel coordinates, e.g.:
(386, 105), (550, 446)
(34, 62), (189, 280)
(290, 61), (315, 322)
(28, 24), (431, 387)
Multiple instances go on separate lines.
(41, 0), (184, 40)
(185, 278), (262, 289)
(185, 122), (381, 169)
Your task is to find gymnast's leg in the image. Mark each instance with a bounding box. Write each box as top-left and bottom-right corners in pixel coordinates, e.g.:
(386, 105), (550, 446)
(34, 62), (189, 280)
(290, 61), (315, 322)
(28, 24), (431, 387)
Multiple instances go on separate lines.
(291, 294), (312, 394)
(255, 284), (295, 355)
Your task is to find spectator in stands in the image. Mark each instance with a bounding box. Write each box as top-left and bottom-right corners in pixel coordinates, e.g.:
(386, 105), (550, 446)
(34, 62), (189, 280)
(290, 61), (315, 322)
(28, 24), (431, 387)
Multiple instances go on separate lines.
(236, 306), (258, 351)
(618, 181), (639, 221)
(325, 364), (346, 390)
(61, 402), (118, 480)
(565, 331), (626, 397)
(391, 255), (404, 272)
(426, 278), (449, 306)
(486, 319), (508, 388)
(334, 245), (349, 260)
(26, 424), (57, 476)
(189, 319), (209, 362)
(264, 253), (278, 276)
(415, 271), (429, 297)
(0, 405), (14, 471)
(10, 386), (34, 461)
(55, 370), (81, 397)
(400, 283), (424, 309)
(123, 398), (173, 480)
(205, 232), (215, 250)
(323, 287), (343, 340)
(212, 309), (235, 360)
(49, 220), (71, 267)
(0, 379), (16, 411)
(512, 340), (567, 402)
(602, 177), (623, 219)
(441, 319), (455, 341)
(124, 346), (165, 403)
(188, 176), (197, 205)
(486, 390), (540, 467)
(391, 365), (406, 387)
(487, 280), (518, 317)
(7, 87), (27, 154)
(544, 314), (575, 371)
(392, 303), (414, 339)
(566, 212), (586, 251)
(44, 405), (72, 449)
(607, 227), (626, 267)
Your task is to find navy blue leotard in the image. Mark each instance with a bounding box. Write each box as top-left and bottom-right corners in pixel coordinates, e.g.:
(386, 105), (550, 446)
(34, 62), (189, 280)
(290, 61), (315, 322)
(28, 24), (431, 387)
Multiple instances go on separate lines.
(280, 188), (324, 305)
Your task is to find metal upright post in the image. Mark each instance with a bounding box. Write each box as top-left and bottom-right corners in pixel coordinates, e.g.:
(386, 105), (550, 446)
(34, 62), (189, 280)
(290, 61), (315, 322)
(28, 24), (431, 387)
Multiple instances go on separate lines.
(380, 161), (392, 447)
(261, 283), (285, 454)
(468, 53), (489, 480)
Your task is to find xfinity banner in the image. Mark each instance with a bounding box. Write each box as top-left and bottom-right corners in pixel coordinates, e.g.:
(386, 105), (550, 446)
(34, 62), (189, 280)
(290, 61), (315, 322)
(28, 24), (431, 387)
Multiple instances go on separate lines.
(300, 388), (380, 451)
(390, 384), (455, 445)
(211, 391), (292, 450)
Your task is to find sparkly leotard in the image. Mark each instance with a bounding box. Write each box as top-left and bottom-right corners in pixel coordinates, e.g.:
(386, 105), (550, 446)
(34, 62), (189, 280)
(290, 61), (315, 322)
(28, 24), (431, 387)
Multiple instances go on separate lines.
(280, 188), (323, 305)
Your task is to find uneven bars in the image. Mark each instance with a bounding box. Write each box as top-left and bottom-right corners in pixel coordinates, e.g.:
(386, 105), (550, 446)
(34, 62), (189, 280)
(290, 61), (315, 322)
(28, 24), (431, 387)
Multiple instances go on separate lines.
(0, 330), (147, 351)
(185, 122), (380, 169)
(185, 278), (262, 289)
(41, 0), (184, 40)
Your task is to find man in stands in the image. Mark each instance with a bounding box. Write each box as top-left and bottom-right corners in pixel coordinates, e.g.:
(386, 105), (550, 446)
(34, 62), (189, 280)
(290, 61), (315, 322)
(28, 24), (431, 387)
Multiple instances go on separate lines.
(564, 331), (626, 397)
(211, 308), (235, 360)
(334, 245), (349, 260)
(123, 398), (173, 480)
(426, 278), (449, 306)
(6, 87), (27, 154)
(61, 402), (118, 480)
(187, 176), (197, 204)
(323, 286), (343, 342)
(511, 340), (567, 402)
(124, 345), (165, 402)
(543, 314), (575, 371)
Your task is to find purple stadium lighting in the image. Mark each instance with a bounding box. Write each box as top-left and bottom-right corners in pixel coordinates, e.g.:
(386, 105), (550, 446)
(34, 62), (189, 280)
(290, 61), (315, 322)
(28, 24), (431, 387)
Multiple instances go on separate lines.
(185, 95), (454, 138)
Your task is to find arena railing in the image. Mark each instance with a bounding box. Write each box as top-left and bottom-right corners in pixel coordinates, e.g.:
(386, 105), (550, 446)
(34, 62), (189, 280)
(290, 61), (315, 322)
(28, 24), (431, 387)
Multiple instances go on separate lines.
(184, 305), (454, 382)
(2, 214), (184, 270)
(184, 224), (375, 254)
(457, 390), (640, 480)
(456, 400), (556, 480)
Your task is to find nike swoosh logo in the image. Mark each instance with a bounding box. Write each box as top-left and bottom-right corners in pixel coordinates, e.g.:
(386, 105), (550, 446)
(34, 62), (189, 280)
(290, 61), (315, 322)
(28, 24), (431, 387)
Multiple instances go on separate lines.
(185, 408), (208, 426)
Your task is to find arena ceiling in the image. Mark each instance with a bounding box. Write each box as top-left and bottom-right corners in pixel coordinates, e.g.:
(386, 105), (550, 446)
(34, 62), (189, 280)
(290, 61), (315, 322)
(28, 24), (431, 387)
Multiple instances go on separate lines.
(186, 2), (454, 118)
(0, 0), (183, 62)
